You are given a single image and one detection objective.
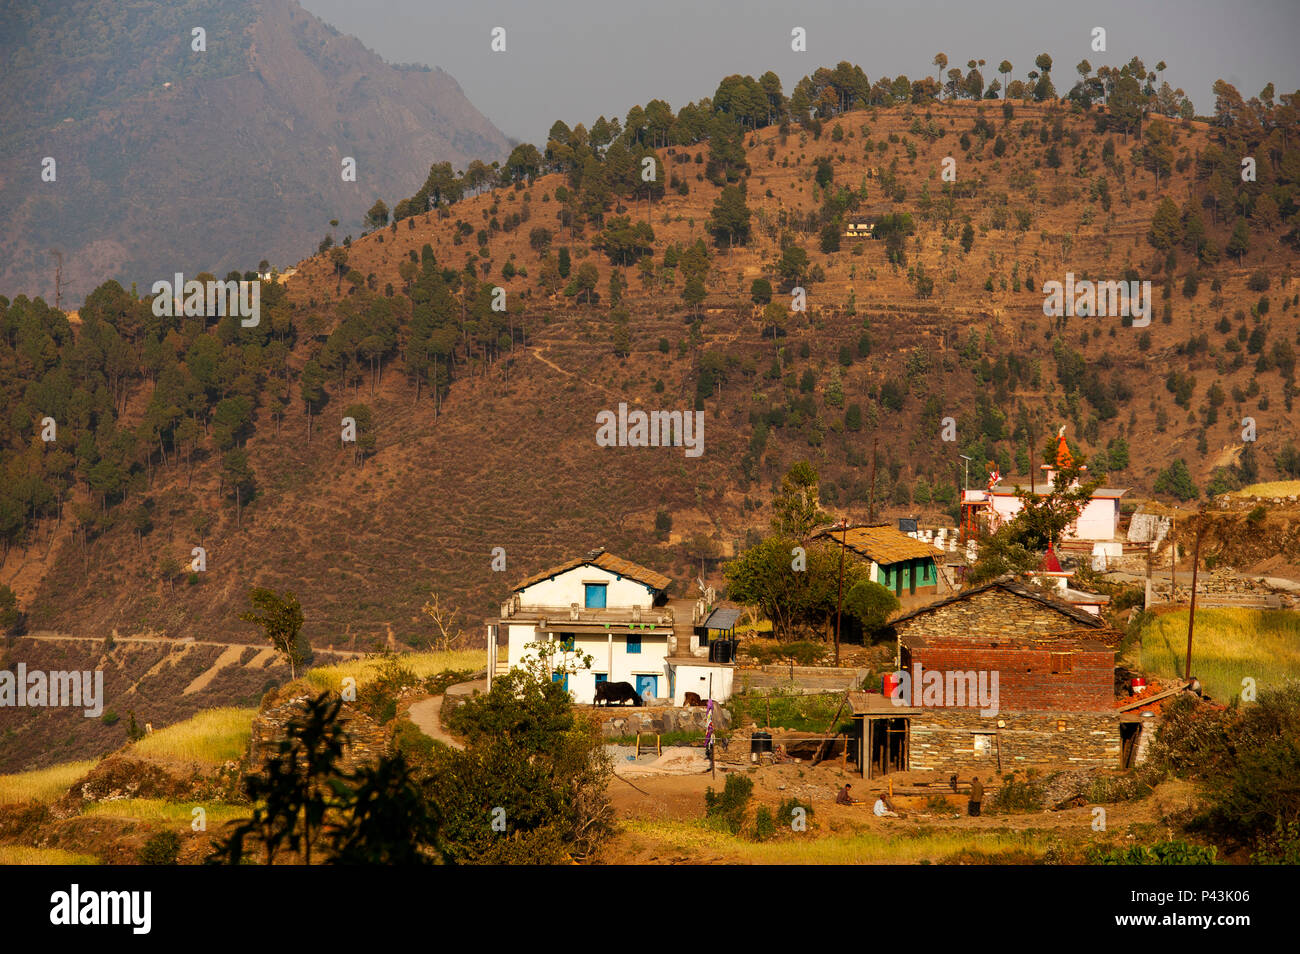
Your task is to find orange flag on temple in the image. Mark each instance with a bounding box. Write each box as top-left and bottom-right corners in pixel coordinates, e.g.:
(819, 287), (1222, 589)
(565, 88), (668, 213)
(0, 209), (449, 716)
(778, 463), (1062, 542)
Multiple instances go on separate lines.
(1055, 426), (1073, 469)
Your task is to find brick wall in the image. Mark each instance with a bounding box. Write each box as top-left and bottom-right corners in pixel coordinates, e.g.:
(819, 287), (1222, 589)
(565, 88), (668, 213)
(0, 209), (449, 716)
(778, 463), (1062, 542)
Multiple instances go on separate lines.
(906, 709), (1121, 773)
(902, 645), (1115, 711)
(897, 586), (1116, 711)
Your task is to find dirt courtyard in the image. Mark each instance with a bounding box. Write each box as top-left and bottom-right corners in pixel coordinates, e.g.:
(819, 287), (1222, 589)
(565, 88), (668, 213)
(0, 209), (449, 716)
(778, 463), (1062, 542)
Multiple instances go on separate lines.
(604, 756), (1198, 861)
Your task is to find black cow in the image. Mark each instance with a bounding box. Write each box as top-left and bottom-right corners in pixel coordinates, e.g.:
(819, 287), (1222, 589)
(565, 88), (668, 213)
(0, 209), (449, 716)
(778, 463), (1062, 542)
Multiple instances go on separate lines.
(594, 681), (643, 706)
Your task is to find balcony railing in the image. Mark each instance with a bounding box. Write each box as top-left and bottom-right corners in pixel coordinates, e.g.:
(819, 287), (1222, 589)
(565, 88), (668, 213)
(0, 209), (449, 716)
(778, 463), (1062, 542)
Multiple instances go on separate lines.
(499, 598), (674, 628)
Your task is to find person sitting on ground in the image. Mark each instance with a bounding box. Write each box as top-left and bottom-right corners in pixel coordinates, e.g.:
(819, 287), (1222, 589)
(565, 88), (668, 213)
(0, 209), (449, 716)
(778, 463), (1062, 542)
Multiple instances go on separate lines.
(835, 783), (857, 805)
(873, 796), (899, 818)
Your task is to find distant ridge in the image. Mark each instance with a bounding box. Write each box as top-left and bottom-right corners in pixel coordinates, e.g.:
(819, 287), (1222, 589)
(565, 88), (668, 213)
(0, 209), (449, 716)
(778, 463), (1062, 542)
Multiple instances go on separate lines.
(0, 0), (511, 300)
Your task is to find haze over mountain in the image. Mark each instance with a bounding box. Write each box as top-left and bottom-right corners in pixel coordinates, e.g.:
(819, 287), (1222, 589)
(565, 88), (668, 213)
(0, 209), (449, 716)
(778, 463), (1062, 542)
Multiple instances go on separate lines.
(0, 0), (511, 302)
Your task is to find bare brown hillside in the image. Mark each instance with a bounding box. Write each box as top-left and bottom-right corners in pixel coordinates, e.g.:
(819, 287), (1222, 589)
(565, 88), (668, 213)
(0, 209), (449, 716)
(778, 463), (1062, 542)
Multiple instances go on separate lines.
(9, 98), (1300, 690)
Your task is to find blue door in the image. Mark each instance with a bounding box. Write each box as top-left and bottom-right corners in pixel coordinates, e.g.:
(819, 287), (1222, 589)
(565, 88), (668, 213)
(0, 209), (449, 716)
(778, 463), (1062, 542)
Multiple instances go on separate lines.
(635, 675), (657, 699)
(551, 672), (568, 691)
(584, 583), (607, 608)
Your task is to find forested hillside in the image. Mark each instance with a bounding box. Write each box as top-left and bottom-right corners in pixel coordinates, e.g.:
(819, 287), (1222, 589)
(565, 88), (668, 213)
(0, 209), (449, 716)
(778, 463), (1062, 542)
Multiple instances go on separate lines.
(2, 54), (1298, 659)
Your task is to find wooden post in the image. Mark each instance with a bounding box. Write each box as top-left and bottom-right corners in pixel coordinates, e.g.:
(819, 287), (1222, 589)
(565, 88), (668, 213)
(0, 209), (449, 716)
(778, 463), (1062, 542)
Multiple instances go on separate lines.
(834, 518), (847, 666)
(1184, 519), (1205, 681)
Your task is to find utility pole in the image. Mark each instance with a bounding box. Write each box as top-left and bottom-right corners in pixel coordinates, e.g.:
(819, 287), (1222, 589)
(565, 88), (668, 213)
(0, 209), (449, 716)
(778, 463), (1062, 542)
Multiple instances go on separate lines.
(834, 517), (847, 667)
(1028, 424), (1036, 496)
(1184, 517), (1206, 682)
(867, 437), (879, 523)
(49, 249), (63, 311)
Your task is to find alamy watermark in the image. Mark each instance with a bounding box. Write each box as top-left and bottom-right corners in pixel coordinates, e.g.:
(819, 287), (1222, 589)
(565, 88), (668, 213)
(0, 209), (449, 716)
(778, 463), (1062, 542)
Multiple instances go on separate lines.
(0, 664), (103, 717)
(595, 402), (704, 458)
(151, 272), (260, 327)
(890, 664), (1000, 716)
(1042, 272), (1151, 327)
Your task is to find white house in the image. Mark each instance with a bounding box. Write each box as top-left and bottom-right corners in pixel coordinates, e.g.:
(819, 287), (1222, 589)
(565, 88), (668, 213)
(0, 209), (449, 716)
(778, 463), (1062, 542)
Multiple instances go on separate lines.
(487, 548), (710, 704)
(961, 466), (1128, 542)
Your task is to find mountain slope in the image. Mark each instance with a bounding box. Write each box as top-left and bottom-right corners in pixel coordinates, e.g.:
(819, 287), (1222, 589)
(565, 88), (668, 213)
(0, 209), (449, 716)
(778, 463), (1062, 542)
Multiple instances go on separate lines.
(3, 88), (1299, 769)
(0, 0), (510, 301)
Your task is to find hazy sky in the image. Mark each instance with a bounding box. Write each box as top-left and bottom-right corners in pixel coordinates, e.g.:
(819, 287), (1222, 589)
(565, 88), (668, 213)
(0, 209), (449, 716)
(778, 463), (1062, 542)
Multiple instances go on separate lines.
(301, 0), (1300, 149)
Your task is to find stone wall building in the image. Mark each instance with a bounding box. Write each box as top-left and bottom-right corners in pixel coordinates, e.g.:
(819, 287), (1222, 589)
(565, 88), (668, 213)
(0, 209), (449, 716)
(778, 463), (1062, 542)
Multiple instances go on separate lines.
(852, 577), (1126, 778)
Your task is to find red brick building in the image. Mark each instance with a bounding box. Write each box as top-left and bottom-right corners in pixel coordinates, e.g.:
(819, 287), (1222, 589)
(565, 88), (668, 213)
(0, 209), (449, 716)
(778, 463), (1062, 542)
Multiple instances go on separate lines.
(852, 577), (1124, 777)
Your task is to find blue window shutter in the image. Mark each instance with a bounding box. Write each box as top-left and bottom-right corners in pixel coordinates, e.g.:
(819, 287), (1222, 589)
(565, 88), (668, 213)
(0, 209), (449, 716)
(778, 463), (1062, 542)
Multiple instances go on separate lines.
(627, 633), (641, 654)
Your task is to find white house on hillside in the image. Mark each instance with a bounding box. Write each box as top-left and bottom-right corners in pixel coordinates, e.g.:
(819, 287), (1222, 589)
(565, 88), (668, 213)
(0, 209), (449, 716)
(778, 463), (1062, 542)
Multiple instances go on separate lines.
(488, 548), (734, 705)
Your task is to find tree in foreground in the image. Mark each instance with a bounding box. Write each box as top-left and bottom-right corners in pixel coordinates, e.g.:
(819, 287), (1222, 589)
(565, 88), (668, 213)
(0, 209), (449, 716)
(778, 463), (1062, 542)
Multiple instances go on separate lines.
(208, 693), (442, 865)
(434, 651), (613, 864)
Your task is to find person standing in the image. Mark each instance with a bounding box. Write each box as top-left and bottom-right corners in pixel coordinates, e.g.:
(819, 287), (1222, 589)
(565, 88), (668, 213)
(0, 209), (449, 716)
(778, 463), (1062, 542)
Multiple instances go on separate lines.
(968, 776), (984, 817)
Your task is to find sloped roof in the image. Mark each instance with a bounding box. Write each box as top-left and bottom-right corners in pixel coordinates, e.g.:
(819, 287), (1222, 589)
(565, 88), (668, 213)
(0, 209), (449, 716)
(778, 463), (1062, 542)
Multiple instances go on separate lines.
(814, 524), (944, 566)
(889, 575), (1106, 630)
(512, 548), (672, 593)
(703, 606), (742, 631)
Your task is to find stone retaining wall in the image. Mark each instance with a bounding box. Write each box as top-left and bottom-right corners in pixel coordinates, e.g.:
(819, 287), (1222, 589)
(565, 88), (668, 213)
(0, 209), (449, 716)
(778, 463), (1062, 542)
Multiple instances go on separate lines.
(248, 689), (388, 775)
(592, 704), (731, 738)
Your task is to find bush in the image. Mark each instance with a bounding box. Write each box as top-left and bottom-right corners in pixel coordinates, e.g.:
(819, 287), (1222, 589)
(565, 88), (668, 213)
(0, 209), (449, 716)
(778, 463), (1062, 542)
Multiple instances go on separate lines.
(1086, 840), (1217, 865)
(137, 831), (181, 865)
(751, 805), (777, 841)
(357, 654), (421, 723)
(1252, 820), (1300, 865)
(990, 772), (1045, 813)
(777, 796), (814, 827)
(705, 773), (754, 835)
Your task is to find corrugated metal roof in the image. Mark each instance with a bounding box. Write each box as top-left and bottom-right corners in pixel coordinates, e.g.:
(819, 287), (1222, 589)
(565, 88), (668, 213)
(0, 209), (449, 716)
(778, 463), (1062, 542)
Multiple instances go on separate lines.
(814, 524), (944, 566)
(703, 606), (742, 630)
(512, 549), (672, 593)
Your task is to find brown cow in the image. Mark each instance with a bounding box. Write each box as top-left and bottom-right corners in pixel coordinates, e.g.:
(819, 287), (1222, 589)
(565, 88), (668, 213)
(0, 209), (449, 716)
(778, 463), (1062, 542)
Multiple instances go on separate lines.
(683, 691), (706, 707)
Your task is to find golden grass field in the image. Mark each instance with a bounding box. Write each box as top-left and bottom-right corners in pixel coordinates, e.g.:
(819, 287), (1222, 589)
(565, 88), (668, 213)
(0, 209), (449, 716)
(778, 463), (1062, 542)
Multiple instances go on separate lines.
(1132, 608), (1300, 702)
(129, 707), (258, 766)
(81, 798), (250, 826)
(620, 819), (1049, 864)
(1234, 481), (1300, 498)
(304, 649), (486, 693)
(0, 846), (100, 865)
(0, 759), (100, 805)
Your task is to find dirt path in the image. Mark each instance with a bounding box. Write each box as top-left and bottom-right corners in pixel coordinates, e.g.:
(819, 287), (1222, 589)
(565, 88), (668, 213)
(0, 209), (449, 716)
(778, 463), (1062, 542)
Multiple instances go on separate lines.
(527, 347), (643, 404)
(406, 695), (463, 750)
